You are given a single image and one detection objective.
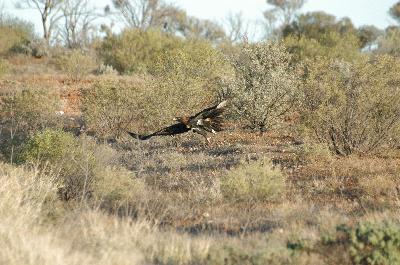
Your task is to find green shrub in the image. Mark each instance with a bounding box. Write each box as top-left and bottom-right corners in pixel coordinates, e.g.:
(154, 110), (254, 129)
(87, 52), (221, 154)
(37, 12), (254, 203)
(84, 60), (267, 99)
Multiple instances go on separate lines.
(0, 14), (34, 55)
(148, 39), (230, 124)
(220, 159), (286, 202)
(17, 129), (75, 164)
(83, 40), (228, 139)
(81, 77), (150, 139)
(301, 55), (400, 155)
(98, 28), (183, 74)
(222, 42), (301, 132)
(0, 86), (62, 163)
(54, 49), (96, 81)
(322, 221), (400, 265)
(18, 129), (117, 201)
(377, 27), (400, 57)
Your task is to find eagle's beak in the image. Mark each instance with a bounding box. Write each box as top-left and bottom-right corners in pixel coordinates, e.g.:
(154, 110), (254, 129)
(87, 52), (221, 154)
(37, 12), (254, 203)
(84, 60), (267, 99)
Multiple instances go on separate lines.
(172, 117), (178, 121)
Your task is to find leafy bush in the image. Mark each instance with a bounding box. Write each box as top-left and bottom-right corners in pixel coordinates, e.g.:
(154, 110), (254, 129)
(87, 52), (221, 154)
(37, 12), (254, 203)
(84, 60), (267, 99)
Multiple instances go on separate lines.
(29, 39), (49, 58)
(322, 221), (400, 265)
(98, 28), (183, 74)
(83, 40), (228, 139)
(148, 38), (230, 124)
(220, 158), (286, 202)
(376, 27), (400, 57)
(222, 42), (300, 132)
(0, 86), (62, 162)
(81, 77), (150, 139)
(301, 55), (400, 155)
(18, 129), (117, 201)
(0, 14), (34, 55)
(54, 49), (96, 81)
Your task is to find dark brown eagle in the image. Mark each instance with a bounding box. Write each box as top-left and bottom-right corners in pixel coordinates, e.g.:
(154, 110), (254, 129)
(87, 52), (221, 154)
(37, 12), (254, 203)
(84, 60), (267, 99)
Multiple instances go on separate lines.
(128, 100), (227, 142)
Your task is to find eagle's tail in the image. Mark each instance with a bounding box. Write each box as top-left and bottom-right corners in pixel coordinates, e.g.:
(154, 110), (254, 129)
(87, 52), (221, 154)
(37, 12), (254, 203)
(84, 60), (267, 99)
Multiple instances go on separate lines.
(127, 131), (151, 140)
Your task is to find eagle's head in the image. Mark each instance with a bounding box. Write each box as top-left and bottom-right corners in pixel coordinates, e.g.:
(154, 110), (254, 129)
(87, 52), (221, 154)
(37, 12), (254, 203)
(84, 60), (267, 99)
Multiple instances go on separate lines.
(173, 116), (190, 125)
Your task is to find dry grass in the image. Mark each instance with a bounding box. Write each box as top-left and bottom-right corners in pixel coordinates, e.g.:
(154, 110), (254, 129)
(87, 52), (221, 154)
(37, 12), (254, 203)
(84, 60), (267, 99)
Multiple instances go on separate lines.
(1, 56), (400, 265)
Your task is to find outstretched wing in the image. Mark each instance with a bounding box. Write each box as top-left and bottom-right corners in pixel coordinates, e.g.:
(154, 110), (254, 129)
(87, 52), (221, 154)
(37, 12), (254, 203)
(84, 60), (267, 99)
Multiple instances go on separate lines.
(189, 100), (227, 132)
(128, 123), (190, 140)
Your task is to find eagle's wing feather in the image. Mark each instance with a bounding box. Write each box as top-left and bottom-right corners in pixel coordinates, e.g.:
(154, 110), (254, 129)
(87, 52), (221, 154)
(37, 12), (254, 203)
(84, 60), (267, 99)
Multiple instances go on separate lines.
(128, 123), (190, 140)
(189, 100), (227, 132)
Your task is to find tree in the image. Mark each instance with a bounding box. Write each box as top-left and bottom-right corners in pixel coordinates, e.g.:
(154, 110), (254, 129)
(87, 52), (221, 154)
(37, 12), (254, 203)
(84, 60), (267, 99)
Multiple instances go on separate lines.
(389, 1), (400, 24)
(263, 0), (306, 38)
(181, 16), (226, 43)
(16, 0), (63, 43)
(111, 0), (179, 30)
(282, 12), (361, 62)
(59, 0), (99, 48)
(357, 25), (382, 51)
(111, 0), (227, 43)
(282, 11), (357, 39)
(224, 12), (249, 43)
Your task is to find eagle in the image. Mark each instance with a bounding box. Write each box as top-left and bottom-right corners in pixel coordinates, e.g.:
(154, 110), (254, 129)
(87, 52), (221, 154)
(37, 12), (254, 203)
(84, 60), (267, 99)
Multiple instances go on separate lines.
(128, 100), (227, 142)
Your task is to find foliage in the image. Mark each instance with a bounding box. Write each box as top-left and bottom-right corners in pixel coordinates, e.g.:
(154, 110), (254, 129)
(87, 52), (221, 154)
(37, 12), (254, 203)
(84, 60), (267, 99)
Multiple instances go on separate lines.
(376, 26), (400, 57)
(220, 158), (286, 202)
(29, 38), (50, 58)
(98, 28), (183, 74)
(85, 39), (228, 139)
(389, 1), (400, 23)
(0, 14), (34, 55)
(222, 42), (300, 132)
(18, 129), (118, 200)
(357, 25), (382, 50)
(54, 49), (96, 81)
(301, 55), (400, 155)
(282, 11), (361, 62)
(322, 222), (400, 265)
(0, 86), (62, 162)
(150, 38), (230, 123)
(81, 77), (149, 139)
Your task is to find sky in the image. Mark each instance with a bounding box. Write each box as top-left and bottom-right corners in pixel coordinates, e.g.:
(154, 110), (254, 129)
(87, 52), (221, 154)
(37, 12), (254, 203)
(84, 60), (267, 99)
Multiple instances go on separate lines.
(1, 0), (398, 37)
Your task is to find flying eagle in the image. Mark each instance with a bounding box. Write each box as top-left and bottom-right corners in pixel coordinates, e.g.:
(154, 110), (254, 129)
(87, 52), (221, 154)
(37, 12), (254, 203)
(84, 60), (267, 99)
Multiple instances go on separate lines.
(128, 100), (227, 142)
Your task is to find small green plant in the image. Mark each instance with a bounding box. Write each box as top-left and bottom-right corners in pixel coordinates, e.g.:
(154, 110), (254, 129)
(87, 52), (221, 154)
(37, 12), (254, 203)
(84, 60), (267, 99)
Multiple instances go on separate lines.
(220, 158), (286, 202)
(322, 221), (400, 265)
(17, 129), (75, 164)
(0, 86), (61, 163)
(54, 49), (96, 81)
(18, 129), (117, 201)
